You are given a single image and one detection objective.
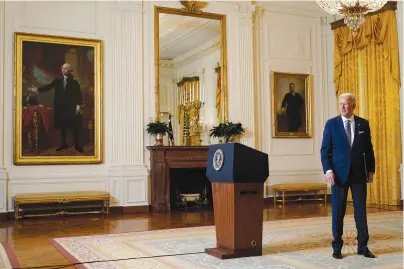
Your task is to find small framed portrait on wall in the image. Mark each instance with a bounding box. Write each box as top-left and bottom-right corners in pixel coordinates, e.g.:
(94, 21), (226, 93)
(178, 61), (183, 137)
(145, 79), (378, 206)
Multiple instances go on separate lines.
(271, 71), (312, 138)
(14, 32), (103, 165)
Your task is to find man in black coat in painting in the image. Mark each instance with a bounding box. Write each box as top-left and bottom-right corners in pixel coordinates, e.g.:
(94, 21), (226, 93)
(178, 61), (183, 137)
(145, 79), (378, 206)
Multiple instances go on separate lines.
(281, 83), (304, 132)
(28, 63), (83, 152)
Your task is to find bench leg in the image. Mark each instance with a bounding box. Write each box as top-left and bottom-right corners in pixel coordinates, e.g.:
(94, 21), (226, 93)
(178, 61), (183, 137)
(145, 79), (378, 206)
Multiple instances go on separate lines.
(324, 189), (327, 203)
(103, 200), (110, 217)
(282, 191), (285, 205)
(14, 204), (19, 221)
(273, 191), (276, 205)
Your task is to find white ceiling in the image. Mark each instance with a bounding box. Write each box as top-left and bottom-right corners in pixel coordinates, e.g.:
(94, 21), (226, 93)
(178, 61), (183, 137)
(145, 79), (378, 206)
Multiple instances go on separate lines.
(159, 13), (220, 60)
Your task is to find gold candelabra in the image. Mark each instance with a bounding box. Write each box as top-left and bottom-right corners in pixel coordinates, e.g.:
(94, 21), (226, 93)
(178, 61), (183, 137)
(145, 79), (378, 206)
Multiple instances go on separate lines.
(188, 101), (205, 146)
(177, 76), (206, 146)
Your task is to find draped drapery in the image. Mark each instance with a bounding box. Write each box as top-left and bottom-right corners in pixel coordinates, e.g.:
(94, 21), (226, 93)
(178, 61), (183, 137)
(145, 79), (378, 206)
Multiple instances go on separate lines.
(334, 10), (401, 205)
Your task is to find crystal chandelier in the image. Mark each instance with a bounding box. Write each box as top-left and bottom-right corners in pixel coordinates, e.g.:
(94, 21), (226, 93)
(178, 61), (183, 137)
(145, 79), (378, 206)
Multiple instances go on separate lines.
(316, 0), (388, 35)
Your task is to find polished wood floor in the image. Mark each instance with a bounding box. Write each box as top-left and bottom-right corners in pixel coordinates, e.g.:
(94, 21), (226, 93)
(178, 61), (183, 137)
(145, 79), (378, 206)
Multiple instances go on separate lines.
(0, 202), (401, 269)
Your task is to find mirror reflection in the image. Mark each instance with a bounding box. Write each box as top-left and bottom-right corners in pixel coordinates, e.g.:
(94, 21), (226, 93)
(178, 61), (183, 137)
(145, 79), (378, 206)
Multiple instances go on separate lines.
(158, 13), (222, 146)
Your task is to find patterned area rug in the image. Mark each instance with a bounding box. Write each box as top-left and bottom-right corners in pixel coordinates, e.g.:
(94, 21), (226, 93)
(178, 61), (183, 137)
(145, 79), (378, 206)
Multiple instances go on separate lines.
(0, 243), (20, 269)
(50, 211), (403, 269)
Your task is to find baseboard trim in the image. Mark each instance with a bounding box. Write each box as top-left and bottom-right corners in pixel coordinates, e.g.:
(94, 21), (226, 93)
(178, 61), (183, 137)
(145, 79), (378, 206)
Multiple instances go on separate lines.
(0, 212), (8, 221)
(111, 205), (151, 215)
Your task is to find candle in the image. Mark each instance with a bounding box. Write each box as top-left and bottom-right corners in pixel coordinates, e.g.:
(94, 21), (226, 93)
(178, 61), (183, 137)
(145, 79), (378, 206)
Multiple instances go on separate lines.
(192, 83), (194, 102)
(202, 83), (204, 102)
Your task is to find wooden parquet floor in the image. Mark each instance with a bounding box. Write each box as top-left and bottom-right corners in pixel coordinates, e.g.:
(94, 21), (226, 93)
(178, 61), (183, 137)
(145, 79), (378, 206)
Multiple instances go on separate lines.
(0, 202), (401, 269)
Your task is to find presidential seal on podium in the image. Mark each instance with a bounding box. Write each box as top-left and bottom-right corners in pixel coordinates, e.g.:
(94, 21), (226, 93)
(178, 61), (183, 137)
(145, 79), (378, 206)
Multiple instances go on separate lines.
(213, 149), (224, 171)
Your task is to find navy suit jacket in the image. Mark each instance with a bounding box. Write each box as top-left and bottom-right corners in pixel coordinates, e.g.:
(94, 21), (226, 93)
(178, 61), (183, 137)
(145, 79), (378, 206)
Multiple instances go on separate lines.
(320, 115), (375, 184)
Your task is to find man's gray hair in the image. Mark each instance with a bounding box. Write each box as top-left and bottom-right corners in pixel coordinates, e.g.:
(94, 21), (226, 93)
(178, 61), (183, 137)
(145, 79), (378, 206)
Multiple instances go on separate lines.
(339, 93), (356, 104)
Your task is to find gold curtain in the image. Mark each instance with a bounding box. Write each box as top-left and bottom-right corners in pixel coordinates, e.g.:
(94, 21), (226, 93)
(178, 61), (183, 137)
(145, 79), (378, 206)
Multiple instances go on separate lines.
(334, 10), (402, 205)
(215, 66), (222, 121)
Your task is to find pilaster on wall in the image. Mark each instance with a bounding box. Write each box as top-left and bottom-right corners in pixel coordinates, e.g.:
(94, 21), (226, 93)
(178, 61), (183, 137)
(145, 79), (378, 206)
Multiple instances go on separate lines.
(0, 0), (8, 213)
(108, 3), (148, 207)
(233, 3), (256, 148)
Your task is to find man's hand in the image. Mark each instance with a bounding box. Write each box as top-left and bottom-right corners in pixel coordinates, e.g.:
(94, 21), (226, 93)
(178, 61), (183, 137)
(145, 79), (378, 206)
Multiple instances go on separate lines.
(367, 173), (374, 183)
(281, 107), (286, 114)
(76, 105), (81, 114)
(28, 87), (38, 93)
(326, 170), (335, 185)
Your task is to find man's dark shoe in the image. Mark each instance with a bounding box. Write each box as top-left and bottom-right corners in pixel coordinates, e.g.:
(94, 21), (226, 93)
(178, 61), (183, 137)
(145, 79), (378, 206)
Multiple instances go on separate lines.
(75, 146), (84, 153)
(56, 144), (68, 151)
(332, 250), (342, 259)
(358, 249), (376, 258)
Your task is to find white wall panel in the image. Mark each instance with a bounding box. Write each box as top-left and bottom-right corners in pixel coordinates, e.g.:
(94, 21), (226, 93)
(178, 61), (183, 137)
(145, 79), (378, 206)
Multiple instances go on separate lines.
(259, 4), (327, 196)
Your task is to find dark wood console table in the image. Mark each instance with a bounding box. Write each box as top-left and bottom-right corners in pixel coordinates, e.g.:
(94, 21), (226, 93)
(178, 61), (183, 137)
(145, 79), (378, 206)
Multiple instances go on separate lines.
(146, 146), (209, 212)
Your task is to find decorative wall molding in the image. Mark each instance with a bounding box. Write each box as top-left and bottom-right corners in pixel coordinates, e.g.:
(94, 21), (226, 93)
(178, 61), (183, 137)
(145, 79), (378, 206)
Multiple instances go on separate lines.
(0, 181), (6, 213)
(1, 3), (8, 213)
(237, 14), (255, 148)
(268, 169), (323, 176)
(261, 2), (328, 18)
(22, 1), (97, 34)
(111, 10), (143, 165)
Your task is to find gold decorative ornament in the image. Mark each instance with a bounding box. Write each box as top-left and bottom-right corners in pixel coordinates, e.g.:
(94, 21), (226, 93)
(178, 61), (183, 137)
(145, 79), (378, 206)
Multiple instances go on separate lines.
(180, 1), (208, 13)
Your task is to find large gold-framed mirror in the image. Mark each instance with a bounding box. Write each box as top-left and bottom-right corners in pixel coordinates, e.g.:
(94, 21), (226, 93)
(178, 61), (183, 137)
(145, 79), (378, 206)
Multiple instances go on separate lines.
(154, 2), (227, 146)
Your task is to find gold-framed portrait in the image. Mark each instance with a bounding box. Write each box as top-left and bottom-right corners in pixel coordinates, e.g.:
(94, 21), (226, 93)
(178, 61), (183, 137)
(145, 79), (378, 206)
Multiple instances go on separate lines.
(271, 71), (312, 138)
(14, 32), (103, 165)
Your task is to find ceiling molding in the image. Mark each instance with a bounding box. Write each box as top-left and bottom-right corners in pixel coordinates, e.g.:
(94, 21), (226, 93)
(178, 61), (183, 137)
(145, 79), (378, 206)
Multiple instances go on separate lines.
(160, 19), (218, 54)
(173, 40), (219, 67)
(160, 60), (175, 68)
(160, 40), (220, 68)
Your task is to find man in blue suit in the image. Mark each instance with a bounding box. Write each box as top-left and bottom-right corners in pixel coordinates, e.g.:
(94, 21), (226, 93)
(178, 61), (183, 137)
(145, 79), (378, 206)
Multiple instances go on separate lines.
(320, 93), (375, 259)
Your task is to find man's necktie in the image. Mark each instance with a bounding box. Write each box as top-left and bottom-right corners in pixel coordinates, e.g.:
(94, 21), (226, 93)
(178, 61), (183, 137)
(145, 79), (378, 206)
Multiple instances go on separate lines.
(345, 120), (352, 147)
(63, 77), (67, 89)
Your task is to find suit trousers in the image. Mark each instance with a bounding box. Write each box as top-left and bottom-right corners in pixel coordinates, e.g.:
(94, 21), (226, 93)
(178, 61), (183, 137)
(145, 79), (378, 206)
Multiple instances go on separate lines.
(331, 176), (369, 253)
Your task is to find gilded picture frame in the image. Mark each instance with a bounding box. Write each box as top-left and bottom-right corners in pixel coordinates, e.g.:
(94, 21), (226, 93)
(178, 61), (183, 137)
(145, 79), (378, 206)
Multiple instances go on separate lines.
(154, 4), (228, 123)
(271, 71), (312, 138)
(14, 32), (103, 165)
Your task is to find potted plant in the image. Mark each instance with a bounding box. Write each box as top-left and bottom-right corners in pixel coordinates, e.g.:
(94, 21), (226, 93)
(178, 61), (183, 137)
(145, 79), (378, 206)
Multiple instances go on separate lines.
(209, 122), (245, 143)
(146, 120), (172, 146)
(209, 123), (227, 143)
(224, 122), (245, 143)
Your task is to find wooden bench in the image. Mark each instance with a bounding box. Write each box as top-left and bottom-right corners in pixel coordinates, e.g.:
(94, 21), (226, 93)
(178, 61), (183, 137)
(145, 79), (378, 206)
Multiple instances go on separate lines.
(272, 183), (328, 205)
(14, 191), (110, 220)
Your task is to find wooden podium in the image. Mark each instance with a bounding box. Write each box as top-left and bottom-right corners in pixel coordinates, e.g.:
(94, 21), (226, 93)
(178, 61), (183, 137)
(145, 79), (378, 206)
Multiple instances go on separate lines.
(205, 143), (269, 259)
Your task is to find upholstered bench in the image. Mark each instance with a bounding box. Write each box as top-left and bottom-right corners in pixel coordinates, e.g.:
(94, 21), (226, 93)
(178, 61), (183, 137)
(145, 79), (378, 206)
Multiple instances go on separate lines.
(14, 191), (110, 220)
(272, 183), (327, 205)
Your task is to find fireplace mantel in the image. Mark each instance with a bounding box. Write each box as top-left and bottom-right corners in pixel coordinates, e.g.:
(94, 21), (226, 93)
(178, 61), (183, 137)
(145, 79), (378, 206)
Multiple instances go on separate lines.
(146, 146), (209, 212)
